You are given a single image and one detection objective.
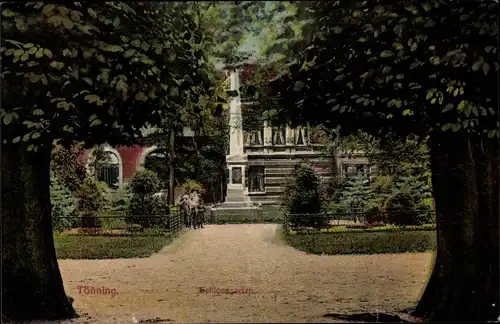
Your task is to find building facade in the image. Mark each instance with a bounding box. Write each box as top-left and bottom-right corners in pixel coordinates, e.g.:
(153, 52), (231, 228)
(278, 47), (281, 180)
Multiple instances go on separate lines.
(78, 69), (372, 205)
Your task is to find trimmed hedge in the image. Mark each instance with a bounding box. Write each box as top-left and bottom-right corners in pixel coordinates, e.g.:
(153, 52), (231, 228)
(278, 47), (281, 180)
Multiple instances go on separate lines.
(282, 227), (436, 255)
(54, 233), (175, 259)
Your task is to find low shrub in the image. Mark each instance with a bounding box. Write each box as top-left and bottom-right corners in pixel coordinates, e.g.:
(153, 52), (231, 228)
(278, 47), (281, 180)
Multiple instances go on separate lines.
(415, 200), (435, 224)
(321, 226), (347, 233)
(326, 203), (346, 214)
(54, 234), (172, 259)
(127, 170), (160, 196)
(127, 195), (170, 228)
(383, 192), (420, 226)
(126, 170), (169, 228)
(283, 230), (436, 255)
(281, 163), (328, 229)
(364, 205), (386, 224)
(287, 223), (436, 235)
(75, 178), (109, 218)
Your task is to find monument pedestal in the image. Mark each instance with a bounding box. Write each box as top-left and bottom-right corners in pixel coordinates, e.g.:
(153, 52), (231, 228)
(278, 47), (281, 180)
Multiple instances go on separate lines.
(221, 69), (252, 207)
(225, 155), (250, 205)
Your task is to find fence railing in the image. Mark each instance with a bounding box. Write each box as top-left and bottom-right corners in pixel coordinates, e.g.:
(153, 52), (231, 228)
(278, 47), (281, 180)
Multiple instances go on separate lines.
(52, 211), (188, 236)
(206, 205), (283, 224)
(282, 210), (436, 231)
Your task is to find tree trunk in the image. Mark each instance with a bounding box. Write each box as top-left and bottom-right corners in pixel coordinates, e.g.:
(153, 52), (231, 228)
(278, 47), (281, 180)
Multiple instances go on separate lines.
(1, 141), (76, 321)
(220, 175), (224, 204)
(414, 132), (499, 321)
(168, 129), (175, 205)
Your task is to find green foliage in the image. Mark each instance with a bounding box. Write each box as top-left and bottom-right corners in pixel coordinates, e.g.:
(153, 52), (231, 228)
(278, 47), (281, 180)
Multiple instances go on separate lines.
(325, 203), (346, 214)
(107, 186), (130, 211)
(282, 163), (327, 228)
(1, 2), (215, 150)
(51, 144), (109, 219)
(368, 175), (394, 207)
(364, 205), (384, 225)
(126, 170), (168, 228)
(146, 132), (227, 202)
(267, 1), (498, 142)
(51, 144), (87, 193)
(179, 179), (205, 194)
(283, 230), (436, 255)
(127, 170), (160, 196)
(50, 179), (78, 232)
(420, 197), (436, 212)
(127, 195), (169, 228)
(75, 179), (109, 217)
(197, 1), (299, 67)
(54, 234), (172, 259)
(288, 223), (437, 235)
(383, 192), (420, 226)
(339, 174), (371, 214)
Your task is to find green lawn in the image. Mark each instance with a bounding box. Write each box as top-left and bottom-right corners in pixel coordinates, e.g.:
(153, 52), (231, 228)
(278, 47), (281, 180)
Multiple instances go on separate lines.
(282, 227), (436, 255)
(54, 232), (175, 259)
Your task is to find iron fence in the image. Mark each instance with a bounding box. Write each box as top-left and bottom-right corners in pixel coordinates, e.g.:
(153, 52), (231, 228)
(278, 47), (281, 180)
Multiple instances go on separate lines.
(206, 205), (283, 224)
(52, 210), (188, 237)
(282, 210), (436, 231)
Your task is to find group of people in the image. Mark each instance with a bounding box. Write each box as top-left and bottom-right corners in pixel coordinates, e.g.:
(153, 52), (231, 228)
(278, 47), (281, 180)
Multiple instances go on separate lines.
(178, 189), (205, 229)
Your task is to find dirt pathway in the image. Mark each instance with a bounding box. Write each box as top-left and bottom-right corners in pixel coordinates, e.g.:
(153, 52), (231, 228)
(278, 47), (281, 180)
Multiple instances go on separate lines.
(32, 224), (433, 323)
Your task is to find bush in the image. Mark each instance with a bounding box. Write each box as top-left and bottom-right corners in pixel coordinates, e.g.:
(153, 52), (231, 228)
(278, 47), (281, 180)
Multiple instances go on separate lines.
(54, 234), (172, 259)
(126, 195), (170, 228)
(179, 179), (205, 194)
(415, 200), (435, 224)
(126, 171), (169, 228)
(326, 203), (346, 214)
(364, 204), (386, 224)
(52, 145), (110, 227)
(383, 192), (420, 226)
(50, 180), (78, 232)
(282, 163), (328, 229)
(283, 230), (436, 255)
(51, 144), (88, 193)
(127, 170), (160, 196)
(339, 174), (371, 215)
(110, 187), (129, 210)
(75, 179), (109, 216)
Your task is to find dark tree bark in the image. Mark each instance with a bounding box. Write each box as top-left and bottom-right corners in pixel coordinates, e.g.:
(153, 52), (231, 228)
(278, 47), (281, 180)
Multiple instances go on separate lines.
(168, 129), (175, 205)
(414, 131), (499, 321)
(1, 140), (76, 321)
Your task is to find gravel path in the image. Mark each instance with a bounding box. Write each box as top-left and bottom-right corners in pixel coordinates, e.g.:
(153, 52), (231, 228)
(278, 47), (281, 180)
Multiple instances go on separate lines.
(29, 224), (433, 323)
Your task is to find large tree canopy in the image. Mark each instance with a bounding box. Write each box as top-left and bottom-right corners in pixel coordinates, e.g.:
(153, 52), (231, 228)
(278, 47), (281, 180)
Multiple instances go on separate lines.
(263, 0), (499, 321)
(1, 2), (214, 150)
(0, 2), (216, 321)
(269, 1), (498, 139)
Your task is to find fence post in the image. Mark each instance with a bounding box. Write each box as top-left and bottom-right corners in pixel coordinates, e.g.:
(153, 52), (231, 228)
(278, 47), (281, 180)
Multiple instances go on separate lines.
(258, 203), (263, 223)
(210, 207), (216, 224)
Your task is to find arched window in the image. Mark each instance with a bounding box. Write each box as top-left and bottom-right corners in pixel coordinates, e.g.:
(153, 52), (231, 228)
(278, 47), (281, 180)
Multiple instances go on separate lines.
(144, 150), (167, 182)
(97, 151), (120, 189)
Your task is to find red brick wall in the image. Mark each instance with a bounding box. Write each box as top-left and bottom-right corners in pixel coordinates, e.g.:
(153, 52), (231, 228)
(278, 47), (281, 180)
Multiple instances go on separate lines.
(76, 149), (90, 166)
(75, 145), (148, 184)
(116, 145), (147, 183)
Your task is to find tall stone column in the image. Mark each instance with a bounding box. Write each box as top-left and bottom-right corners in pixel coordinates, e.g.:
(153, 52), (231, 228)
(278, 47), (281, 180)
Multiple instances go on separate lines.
(225, 69), (249, 204)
